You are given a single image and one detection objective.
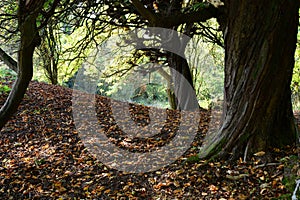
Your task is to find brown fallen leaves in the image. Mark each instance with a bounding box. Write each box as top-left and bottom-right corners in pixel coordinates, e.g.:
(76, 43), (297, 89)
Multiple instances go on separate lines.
(0, 80), (299, 199)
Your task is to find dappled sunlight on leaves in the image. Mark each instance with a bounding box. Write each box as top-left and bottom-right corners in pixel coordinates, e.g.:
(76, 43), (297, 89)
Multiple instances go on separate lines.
(0, 80), (299, 199)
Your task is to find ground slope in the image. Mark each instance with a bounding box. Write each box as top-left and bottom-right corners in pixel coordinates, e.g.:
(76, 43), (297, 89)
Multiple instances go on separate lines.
(0, 80), (299, 199)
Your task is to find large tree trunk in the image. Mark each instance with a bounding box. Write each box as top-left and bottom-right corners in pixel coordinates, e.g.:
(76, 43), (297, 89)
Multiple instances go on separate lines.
(200, 0), (299, 159)
(0, 1), (42, 130)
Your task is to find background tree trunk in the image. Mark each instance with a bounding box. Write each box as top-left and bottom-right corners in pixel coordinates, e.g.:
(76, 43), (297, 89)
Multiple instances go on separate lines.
(156, 68), (177, 109)
(0, 1), (42, 129)
(166, 28), (199, 111)
(168, 52), (199, 110)
(199, 0), (299, 159)
(39, 23), (59, 85)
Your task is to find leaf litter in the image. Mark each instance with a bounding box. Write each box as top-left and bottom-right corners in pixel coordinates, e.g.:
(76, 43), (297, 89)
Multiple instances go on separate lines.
(0, 80), (299, 199)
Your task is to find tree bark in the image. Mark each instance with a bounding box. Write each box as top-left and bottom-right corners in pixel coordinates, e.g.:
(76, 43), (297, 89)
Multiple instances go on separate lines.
(0, 1), (42, 129)
(199, 0), (299, 159)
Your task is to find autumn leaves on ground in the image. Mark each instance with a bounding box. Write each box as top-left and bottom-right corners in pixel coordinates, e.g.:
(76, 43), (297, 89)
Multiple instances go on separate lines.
(0, 80), (299, 199)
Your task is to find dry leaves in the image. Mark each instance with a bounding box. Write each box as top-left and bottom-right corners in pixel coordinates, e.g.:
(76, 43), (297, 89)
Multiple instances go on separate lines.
(0, 80), (299, 199)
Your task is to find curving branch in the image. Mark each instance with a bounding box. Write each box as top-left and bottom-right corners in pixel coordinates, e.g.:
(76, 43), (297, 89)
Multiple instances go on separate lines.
(0, 47), (17, 72)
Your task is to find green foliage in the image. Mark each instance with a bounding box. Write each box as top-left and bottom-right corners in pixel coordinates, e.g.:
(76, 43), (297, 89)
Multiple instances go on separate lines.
(0, 85), (11, 94)
(191, 2), (208, 11)
(34, 25), (98, 85)
(0, 66), (16, 80)
(0, 66), (14, 94)
(34, 158), (46, 166)
(186, 33), (224, 109)
(280, 155), (300, 199)
(66, 26), (225, 109)
(106, 70), (170, 108)
(130, 83), (169, 107)
(184, 155), (201, 164)
(292, 31), (300, 110)
(272, 193), (292, 199)
(43, 0), (55, 10)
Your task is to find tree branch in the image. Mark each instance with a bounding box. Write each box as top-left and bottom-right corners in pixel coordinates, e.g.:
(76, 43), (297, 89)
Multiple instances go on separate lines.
(39, 0), (61, 29)
(0, 48), (17, 72)
(131, 0), (158, 25)
(157, 67), (172, 84)
(167, 5), (220, 27)
(131, 0), (219, 28)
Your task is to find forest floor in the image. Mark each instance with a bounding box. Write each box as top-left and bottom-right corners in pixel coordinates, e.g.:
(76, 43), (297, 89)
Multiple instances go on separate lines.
(0, 80), (300, 199)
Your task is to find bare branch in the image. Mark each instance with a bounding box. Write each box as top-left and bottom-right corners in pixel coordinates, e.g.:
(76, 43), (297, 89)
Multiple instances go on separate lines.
(0, 47), (17, 72)
(131, 0), (158, 25)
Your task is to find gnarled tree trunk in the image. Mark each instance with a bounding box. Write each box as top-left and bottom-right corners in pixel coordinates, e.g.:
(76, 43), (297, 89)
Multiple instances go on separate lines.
(200, 0), (299, 159)
(0, 1), (43, 130)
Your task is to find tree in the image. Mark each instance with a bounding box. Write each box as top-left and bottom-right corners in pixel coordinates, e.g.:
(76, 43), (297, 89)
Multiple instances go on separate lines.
(0, 0), (18, 72)
(104, 0), (298, 158)
(37, 22), (60, 85)
(1, 0), (221, 109)
(45, 0), (221, 109)
(199, 0), (299, 160)
(130, 0), (220, 110)
(0, 0), (298, 162)
(0, 0), (58, 128)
